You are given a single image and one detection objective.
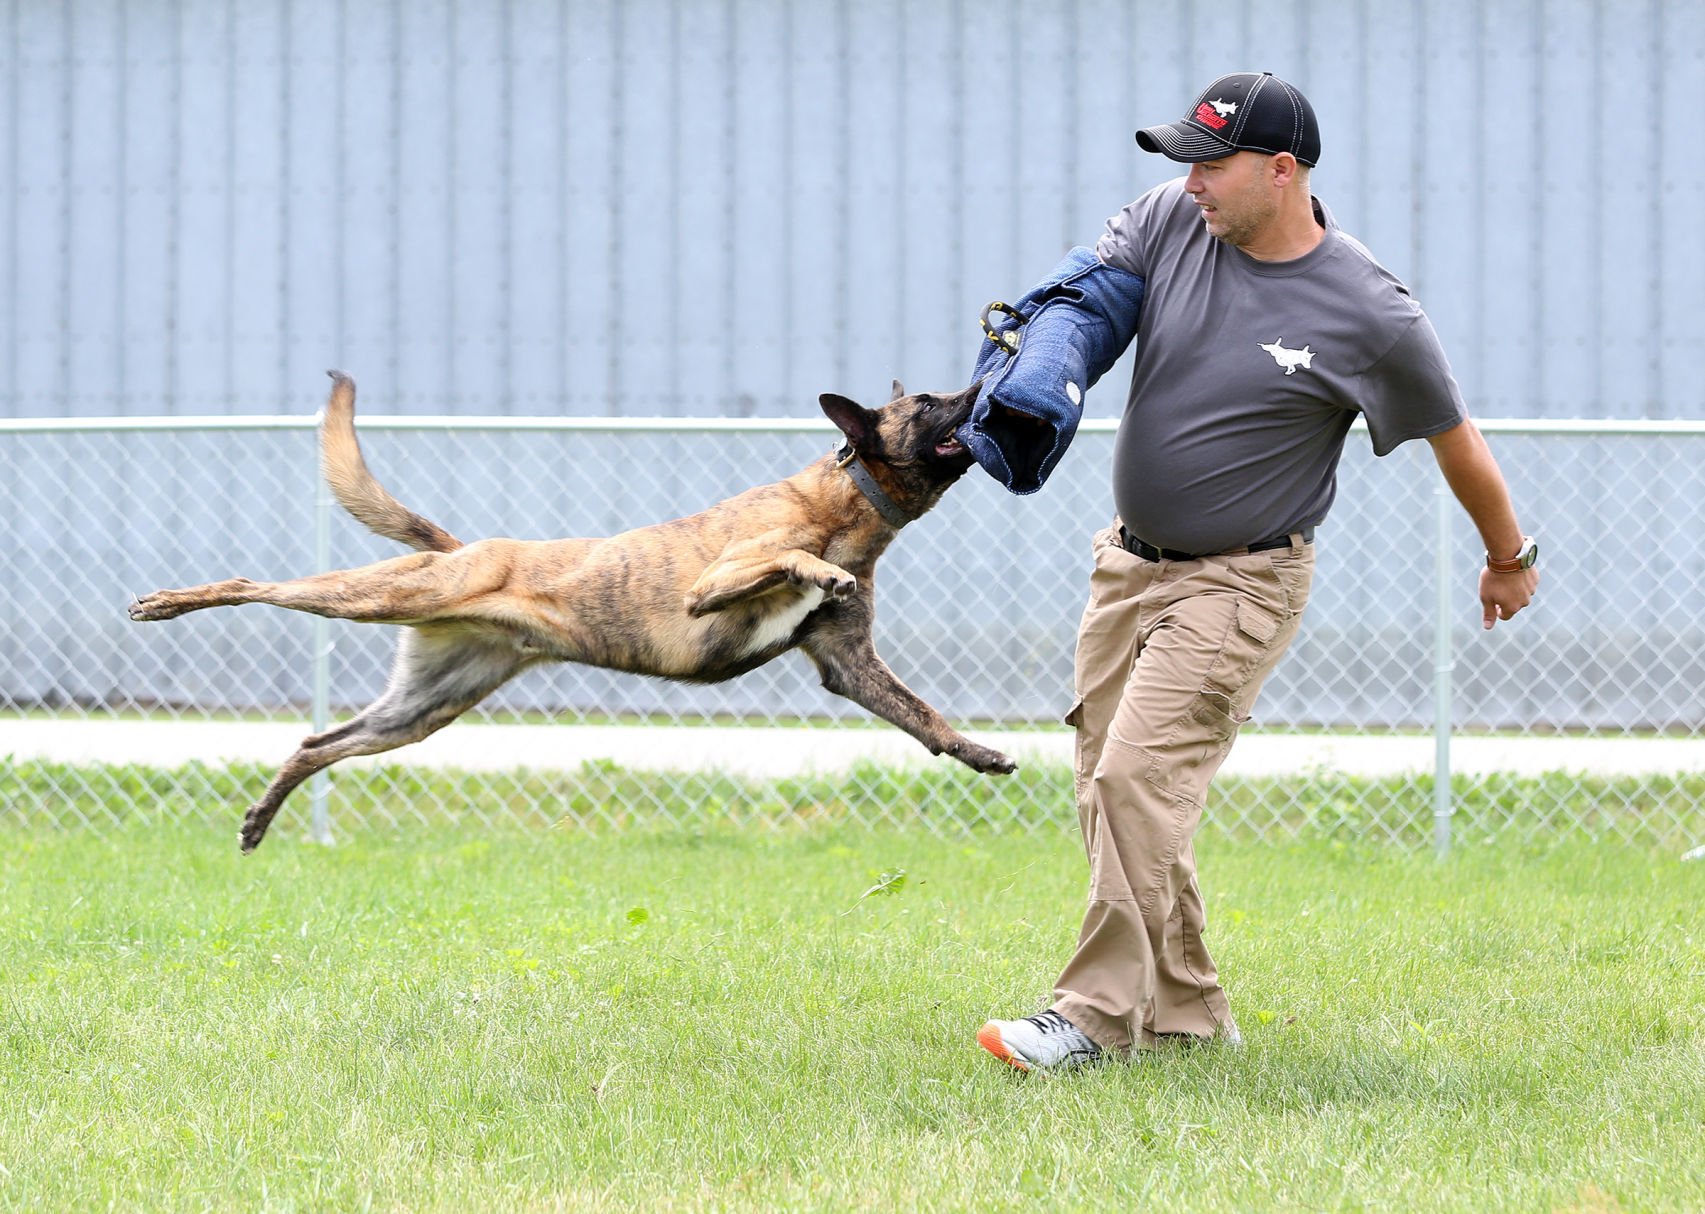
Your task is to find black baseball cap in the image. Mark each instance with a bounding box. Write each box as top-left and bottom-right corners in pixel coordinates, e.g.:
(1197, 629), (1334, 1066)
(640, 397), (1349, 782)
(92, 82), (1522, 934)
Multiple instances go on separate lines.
(1135, 72), (1321, 166)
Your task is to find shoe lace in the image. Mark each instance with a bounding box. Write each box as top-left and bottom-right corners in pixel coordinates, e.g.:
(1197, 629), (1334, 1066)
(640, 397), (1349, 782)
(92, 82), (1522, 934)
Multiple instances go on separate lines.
(1027, 1009), (1075, 1035)
(1027, 1009), (1096, 1053)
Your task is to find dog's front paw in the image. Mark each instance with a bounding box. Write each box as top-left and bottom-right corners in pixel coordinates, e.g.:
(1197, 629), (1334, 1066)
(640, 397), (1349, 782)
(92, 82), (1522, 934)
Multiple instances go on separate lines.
(952, 741), (1017, 776)
(817, 571), (857, 599)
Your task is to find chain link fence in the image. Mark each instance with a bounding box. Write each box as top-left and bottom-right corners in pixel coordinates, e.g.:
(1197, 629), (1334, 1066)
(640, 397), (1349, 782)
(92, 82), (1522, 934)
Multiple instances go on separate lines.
(3, 414), (1702, 849)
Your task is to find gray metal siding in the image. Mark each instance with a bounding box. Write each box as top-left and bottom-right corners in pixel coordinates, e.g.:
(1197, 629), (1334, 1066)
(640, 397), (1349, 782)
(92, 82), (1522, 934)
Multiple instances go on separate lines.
(5, 0), (1701, 421)
(4, 2), (1703, 737)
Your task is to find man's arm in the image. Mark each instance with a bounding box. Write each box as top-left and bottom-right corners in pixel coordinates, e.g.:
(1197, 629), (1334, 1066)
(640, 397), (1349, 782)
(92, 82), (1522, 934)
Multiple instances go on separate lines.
(1426, 419), (1539, 630)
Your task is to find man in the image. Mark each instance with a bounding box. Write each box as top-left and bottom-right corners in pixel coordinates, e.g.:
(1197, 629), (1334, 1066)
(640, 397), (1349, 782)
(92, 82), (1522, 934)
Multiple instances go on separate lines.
(971, 72), (1539, 1072)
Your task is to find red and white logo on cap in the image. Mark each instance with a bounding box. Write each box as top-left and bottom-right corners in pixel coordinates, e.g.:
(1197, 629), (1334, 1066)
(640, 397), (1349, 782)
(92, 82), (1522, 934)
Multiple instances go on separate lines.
(1194, 101), (1231, 130)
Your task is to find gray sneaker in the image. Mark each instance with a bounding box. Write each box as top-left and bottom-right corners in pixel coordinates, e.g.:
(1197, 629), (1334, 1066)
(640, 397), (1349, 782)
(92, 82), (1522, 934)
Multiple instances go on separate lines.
(977, 1009), (1103, 1072)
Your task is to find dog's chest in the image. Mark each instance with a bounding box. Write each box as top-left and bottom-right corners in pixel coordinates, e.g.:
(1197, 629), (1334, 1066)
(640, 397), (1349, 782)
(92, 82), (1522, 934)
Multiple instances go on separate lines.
(737, 585), (826, 658)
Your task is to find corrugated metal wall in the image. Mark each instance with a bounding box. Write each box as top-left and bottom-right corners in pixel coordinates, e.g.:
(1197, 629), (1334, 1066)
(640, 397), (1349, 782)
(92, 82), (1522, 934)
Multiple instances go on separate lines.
(5, 0), (1705, 734)
(5, 0), (1702, 422)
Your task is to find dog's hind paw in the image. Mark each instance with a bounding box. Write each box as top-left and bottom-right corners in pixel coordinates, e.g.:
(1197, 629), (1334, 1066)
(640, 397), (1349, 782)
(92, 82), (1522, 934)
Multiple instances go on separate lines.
(128, 591), (182, 621)
(238, 814), (268, 854)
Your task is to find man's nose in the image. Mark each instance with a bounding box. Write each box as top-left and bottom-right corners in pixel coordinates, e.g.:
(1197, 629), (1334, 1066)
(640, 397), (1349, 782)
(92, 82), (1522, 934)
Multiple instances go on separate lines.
(1183, 165), (1205, 193)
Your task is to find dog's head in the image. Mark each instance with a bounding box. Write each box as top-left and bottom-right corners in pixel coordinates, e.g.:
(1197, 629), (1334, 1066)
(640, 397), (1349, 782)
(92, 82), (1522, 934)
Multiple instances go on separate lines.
(820, 381), (979, 471)
(819, 381), (981, 524)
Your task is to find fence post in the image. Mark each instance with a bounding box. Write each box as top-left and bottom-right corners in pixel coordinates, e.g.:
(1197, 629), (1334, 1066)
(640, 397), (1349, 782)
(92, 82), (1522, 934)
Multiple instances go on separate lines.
(1432, 475), (1454, 858)
(308, 418), (335, 846)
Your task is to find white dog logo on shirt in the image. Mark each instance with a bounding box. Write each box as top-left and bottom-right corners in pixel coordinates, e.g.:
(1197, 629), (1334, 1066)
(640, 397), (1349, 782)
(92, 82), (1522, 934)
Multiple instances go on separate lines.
(1259, 338), (1315, 375)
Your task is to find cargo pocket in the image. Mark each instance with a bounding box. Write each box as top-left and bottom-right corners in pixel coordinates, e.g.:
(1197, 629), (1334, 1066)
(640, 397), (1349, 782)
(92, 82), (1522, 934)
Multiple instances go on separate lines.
(1064, 696), (1093, 798)
(1142, 690), (1246, 806)
(1202, 598), (1281, 700)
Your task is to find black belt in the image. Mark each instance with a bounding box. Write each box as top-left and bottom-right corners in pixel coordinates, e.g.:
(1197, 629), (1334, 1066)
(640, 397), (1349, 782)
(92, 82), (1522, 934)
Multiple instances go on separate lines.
(1118, 524), (1313, 563)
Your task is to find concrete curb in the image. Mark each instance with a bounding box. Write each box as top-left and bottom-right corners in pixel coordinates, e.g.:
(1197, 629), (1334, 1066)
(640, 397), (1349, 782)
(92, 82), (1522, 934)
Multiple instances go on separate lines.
(6, 719), (1702, 780)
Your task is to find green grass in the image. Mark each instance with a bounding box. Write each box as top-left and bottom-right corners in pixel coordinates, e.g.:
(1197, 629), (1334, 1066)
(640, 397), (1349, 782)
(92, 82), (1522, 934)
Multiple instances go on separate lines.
(3, 810), (1703, 1212)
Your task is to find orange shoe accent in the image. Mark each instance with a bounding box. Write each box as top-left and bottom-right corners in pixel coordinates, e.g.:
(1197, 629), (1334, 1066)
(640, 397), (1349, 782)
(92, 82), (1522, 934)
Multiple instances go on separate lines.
(977, 1021), (1030, 1071)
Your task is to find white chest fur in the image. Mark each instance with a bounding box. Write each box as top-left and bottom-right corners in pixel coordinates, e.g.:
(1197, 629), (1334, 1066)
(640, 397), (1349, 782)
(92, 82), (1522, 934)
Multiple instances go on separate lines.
(739, 585), (826, 658)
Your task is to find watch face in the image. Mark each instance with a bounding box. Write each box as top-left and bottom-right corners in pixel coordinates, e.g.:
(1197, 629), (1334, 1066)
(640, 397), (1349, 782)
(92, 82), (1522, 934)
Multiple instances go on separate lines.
(1517, 538), (1538, 569)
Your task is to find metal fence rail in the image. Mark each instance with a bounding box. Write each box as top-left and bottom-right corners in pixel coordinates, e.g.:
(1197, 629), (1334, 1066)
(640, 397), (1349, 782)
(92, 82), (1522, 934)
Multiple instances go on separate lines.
(3, 414), (1702, 849)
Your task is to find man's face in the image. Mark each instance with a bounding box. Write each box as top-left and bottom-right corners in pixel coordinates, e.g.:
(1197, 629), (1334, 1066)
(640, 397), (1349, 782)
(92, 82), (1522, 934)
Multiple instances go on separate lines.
(1182, 151), (1280, 249)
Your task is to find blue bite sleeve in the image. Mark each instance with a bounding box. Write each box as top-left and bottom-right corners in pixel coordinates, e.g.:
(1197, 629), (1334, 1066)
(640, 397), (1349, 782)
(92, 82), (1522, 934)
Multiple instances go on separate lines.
(957, 248), (1144, 494)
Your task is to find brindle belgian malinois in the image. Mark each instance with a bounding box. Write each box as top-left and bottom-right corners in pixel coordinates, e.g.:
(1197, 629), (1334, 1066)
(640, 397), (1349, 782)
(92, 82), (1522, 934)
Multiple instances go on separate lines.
(130, 372), (1015, 851)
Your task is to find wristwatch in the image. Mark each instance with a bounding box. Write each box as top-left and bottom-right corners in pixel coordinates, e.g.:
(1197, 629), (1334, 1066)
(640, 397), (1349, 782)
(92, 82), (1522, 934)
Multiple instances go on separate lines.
(1486, 536), (1538, 574)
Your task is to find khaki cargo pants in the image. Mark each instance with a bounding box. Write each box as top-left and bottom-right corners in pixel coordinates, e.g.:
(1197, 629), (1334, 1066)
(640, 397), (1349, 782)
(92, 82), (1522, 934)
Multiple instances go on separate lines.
(1052, 522), (1314, 1053)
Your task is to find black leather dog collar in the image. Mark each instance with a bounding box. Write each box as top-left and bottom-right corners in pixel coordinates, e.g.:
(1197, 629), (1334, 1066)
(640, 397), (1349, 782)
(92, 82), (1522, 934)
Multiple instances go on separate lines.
(834, 441), (913, 529)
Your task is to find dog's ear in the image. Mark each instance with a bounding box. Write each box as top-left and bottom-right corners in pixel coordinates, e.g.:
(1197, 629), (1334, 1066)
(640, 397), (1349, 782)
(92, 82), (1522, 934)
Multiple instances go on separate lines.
(819, 393), (876, 447)
(889, 379), (906, 402)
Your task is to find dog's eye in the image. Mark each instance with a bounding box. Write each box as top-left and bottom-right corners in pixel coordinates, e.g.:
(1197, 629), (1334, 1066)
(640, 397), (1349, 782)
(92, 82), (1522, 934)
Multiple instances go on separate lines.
(919, 398), (936, 412)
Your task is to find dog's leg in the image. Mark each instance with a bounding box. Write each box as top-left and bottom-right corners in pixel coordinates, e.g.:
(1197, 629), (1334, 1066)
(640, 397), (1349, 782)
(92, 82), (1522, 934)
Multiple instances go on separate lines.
(684, 545), (856, 617)
(130, 548), (505, 625)
(804, 638), (1016, 775)
(237, 626), (527, 852)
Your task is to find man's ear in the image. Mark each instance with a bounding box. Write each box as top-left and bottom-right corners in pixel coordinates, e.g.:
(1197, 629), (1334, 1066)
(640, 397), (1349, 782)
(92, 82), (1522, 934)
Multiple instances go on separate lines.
(889, 379), (906, 402)
(819, 393), (875, 447)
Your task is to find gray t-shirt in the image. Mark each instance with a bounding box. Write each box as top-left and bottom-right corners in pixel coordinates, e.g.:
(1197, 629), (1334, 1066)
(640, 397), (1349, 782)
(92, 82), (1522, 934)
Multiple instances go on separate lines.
(1095, 177), (1467, 554)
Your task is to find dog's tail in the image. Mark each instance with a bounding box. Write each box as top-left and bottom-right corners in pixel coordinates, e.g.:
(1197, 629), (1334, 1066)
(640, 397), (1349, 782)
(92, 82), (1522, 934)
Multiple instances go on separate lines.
(320, 371), (464, 553)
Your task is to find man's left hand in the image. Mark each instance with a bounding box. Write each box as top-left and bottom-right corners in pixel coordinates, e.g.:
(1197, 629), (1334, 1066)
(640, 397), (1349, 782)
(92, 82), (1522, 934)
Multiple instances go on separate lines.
(1480, 567), (1538, 630)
